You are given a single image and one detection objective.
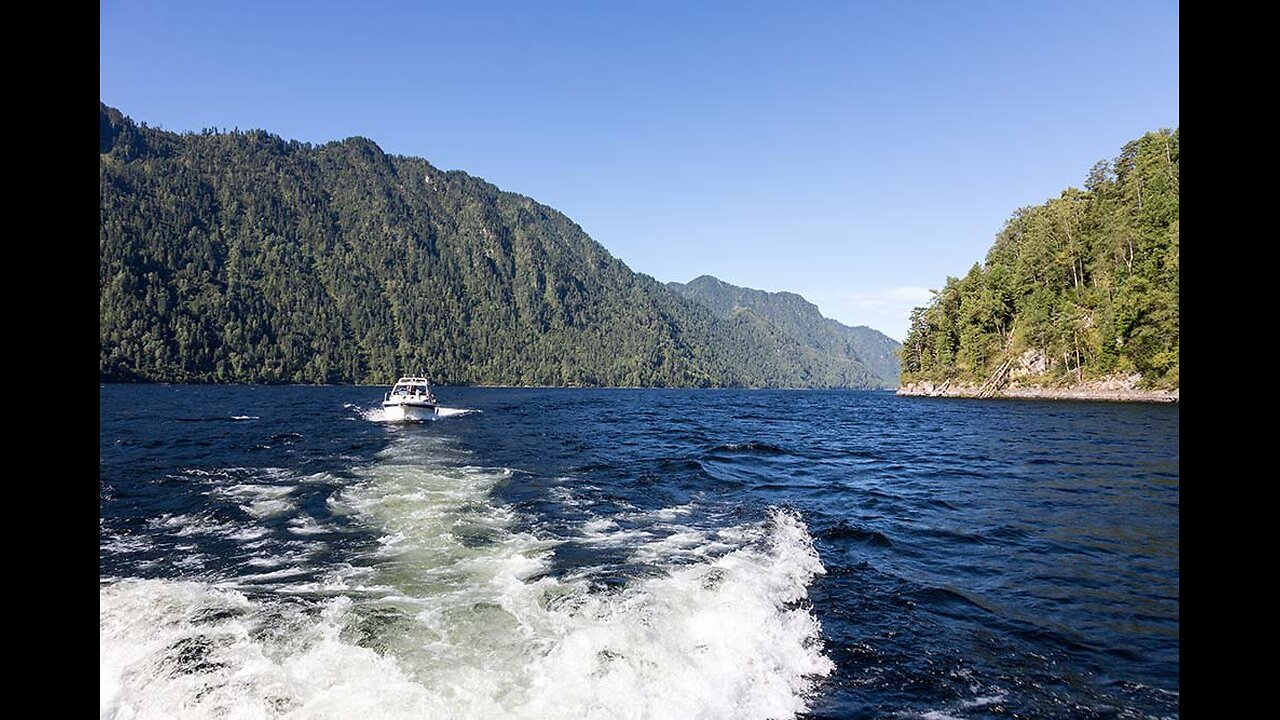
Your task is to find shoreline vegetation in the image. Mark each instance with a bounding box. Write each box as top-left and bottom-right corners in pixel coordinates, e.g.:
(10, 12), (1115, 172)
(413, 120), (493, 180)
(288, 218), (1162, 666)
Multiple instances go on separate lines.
(899, 130), (1179, 403)
(102, 379), (1169, 403)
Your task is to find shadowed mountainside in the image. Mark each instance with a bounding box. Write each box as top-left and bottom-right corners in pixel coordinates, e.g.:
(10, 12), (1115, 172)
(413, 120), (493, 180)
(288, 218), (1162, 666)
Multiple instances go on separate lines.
(101, 103), (889, 388)
(668, 275), (900, 387)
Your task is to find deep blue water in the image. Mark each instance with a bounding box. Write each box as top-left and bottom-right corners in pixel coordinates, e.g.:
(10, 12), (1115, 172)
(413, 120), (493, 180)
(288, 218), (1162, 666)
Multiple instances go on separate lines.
(100, 386), (1179, 719)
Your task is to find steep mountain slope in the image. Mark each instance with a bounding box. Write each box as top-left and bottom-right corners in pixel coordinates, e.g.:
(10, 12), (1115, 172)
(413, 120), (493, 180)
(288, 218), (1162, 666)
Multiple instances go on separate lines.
(668, 275), (900, 387)
(100, 103), (883, 388)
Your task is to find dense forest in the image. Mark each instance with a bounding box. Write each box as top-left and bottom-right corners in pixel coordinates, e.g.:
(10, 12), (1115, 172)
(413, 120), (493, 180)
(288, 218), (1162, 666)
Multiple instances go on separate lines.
(100, 103), (887, 388)
(668, 275), (900, 388)
(900, 129), (1179, 389)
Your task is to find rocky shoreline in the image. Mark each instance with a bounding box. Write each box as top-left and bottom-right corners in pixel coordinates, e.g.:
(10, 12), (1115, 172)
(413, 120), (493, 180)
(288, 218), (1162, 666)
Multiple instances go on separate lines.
(897, 376), (1178, 404)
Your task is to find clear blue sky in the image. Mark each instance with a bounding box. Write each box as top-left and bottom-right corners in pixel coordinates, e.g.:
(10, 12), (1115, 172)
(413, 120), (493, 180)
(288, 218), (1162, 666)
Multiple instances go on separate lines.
(101, 0), (1178, 341)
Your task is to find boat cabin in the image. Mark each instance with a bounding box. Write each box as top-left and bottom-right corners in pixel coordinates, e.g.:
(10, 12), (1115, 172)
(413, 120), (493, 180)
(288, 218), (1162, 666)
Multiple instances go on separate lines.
(386, 376), (436, 403)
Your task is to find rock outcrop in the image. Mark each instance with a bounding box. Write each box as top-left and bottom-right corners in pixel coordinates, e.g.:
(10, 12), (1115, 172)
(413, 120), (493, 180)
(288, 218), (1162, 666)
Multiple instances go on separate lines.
(897, 375), (1178, 403)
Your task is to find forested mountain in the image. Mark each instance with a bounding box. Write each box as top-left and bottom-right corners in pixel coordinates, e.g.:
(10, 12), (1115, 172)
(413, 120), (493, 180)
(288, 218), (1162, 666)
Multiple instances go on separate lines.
(668, 275), (899, 387)
(100, 103), (888, 388)
(901, 129), (1179, 389)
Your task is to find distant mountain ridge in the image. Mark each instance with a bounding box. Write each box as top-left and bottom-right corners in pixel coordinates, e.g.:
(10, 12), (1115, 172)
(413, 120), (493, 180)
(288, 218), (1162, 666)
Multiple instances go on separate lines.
(667, 275), (900, 387)
(100, 103), (894, 388)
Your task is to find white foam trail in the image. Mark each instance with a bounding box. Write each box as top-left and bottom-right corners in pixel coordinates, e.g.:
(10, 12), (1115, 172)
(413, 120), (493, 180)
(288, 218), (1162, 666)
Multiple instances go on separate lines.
(100, 580), (446, 719)
(288, 515), (329, 535)
(360, 406), (478, 422)
(228, 527), (271, 542)
(513, 508), (833, 720)
(149, 513), (243, 538)
(101, 435), (832, 719)
(235, 566), (312, 584)
(214, 483), (296, 519)
(360, 406), (394, 423)
(100, 534), (154, 556)
(301, 471), (342, 485)
(580, 516), (655, 547)
(962, 692), (1008, 708)
(624, 503), (697, 521)
(171, 554), (211, 571)
(896, 685), (1009, 719)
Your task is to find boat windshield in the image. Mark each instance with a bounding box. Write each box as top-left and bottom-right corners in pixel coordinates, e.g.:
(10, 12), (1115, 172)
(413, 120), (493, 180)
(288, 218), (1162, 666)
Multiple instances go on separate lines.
(390, 379), (432, 398)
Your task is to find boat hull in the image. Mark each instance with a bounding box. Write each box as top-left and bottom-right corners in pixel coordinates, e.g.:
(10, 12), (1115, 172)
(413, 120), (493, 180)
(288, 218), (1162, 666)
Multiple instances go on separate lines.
(381, 402), (439, 422)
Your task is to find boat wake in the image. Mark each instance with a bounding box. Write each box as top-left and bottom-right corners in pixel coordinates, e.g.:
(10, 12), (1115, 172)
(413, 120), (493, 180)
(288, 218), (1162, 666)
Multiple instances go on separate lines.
(359, 406), (479, 423)
(100, 433), (831, 719)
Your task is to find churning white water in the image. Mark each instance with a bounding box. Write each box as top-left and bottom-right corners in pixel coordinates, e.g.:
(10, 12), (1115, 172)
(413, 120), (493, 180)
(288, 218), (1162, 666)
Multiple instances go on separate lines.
(360, 406), (478, 423)
(100, 432), (832, 719)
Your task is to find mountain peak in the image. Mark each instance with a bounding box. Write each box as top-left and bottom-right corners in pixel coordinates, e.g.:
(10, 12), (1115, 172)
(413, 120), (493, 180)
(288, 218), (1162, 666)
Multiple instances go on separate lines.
(668, 277), (901, 387)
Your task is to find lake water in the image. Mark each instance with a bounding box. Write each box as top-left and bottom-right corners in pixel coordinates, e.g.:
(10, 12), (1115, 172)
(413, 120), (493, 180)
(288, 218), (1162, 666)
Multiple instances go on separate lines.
(100, 386), (1179, 718)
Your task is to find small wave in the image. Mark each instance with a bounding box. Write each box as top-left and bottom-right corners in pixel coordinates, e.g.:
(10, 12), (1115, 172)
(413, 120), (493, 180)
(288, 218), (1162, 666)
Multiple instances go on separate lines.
(213, 482), (297, 519)
(579, 517), (655, 548)
(961, 691), (1008, 709)
(147, 512), (242, 539)
(234, 566), (313, 584)
(895, 687), (1009, 719)
(987, 524), (1032, 541)
(230, 415), (259, 421)
(619, 503), (697, 523)
(100, 533), (154, 556)
(707, 441), (791, 456)
(900, 586), (1000, 621)
(228, 527), (270, 542)
(818, 522), (893, 547)
(287, 515), (332, 536)
(653, 457), (706, 474)
(918, 525), (990, 545)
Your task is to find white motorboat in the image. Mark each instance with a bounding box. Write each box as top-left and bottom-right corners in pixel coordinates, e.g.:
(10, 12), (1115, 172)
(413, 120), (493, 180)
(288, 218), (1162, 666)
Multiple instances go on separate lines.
(381, 377), (439, 421)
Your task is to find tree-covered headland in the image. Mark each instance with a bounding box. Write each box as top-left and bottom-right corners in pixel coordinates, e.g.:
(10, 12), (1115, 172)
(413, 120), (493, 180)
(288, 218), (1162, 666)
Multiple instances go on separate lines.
(900, 130), (1179, 391)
